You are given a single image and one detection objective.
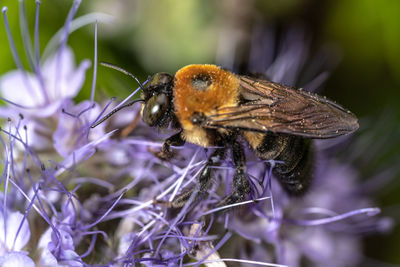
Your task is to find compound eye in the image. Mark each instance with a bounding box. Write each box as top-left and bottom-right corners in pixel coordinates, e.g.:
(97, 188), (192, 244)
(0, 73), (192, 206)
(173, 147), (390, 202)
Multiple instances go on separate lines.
(142, 93), (169, 126)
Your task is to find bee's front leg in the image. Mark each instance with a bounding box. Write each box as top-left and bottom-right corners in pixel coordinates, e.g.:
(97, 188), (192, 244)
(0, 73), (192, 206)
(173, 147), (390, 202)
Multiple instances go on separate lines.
(154, 131), (185, 160)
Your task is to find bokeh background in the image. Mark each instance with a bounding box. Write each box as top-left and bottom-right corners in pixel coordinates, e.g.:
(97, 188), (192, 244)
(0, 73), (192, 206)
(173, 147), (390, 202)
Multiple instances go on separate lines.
(1, 0), (399, 265)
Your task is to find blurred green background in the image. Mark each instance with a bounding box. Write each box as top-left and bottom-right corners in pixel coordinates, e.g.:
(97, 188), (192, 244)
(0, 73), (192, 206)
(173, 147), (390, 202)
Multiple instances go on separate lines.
(1, 0), (399, 264)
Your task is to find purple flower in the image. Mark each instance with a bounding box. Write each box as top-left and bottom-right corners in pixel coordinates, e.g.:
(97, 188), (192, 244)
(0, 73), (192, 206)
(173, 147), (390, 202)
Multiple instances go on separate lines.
(0, 46), (92, 153)
(0, 46), (90, 111)
(0, 1), (392, 267)
(38, 199), (84, 267)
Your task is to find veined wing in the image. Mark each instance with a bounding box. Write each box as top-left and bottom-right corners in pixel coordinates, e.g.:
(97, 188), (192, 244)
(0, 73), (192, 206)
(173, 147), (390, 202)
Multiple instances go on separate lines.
(203, 76), (359, 139)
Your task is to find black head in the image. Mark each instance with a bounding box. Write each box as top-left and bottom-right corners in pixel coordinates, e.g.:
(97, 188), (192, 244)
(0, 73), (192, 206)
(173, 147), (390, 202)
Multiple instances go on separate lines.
(141, 73), (174, 128)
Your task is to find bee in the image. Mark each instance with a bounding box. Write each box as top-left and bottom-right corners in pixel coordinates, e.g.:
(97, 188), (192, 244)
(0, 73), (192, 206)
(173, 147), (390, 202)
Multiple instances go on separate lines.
(93, 64), (359, 208)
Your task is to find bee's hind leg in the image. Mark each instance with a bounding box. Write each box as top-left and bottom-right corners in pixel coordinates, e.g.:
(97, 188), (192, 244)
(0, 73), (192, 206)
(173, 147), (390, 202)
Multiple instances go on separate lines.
(169, 147), (226, 208)
(216, 141), (251, 208)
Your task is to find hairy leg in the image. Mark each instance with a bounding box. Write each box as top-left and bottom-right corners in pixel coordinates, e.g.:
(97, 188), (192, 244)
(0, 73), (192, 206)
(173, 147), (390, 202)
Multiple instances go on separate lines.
(169, 147), (226, 208)
(216, 141), (250, 207)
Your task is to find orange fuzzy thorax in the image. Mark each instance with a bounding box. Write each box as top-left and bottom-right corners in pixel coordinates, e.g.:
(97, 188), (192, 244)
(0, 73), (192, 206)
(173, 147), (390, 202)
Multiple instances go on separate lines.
(173, 64), (240, 133)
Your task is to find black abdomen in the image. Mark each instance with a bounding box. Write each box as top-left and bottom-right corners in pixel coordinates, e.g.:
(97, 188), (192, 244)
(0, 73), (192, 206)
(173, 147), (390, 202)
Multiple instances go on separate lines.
(255, 133), (313, 195)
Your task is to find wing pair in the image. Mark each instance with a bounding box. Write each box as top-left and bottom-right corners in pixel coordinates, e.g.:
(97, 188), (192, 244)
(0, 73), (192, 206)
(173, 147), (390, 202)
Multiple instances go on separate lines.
(203, 76), (359, 139)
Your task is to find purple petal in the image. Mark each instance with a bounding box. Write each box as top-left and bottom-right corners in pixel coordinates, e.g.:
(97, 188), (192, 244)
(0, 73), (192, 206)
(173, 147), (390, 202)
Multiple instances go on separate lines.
(0, 70), (45, 107)
(55, 129), (117, 176)
(42, 46), (90, 101)
(0, 252), (35, 267)
(38, 239), (58, 266)
(58, 250), (83, 267)
(54, 229), (75, 251)
(0, 211), (30, 251)
(38, 229), (58, 265)
(39, 228), (83, 267)
(0, 106), (18, 118)
(53, 100), (105, 157)
(23, 119), (54, 150)
(38, 228), (52, 250)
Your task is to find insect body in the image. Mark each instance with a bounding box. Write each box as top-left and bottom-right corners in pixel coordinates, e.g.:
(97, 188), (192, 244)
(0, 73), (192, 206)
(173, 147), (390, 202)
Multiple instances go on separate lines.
(98, 64), (359, 208)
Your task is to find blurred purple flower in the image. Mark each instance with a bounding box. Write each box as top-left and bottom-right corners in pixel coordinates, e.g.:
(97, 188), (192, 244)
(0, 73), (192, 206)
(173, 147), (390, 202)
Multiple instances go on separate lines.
(0, 46), (90, 111)
(0, 45), (92, 153)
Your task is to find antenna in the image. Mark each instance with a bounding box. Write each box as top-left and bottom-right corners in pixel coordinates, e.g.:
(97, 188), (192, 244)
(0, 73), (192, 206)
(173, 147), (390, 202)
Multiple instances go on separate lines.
(100, 62), (145, 91)
(90, 62), (146, 128)
(91, 99), (144, 128)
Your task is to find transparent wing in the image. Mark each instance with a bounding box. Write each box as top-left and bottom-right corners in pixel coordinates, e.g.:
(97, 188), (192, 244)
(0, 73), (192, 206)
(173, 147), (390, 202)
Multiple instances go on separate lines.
(203, 76), (359, 139)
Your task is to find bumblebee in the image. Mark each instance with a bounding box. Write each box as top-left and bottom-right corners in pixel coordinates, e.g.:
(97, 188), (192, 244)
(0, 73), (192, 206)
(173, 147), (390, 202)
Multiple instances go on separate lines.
(94, 64), (359, 208)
